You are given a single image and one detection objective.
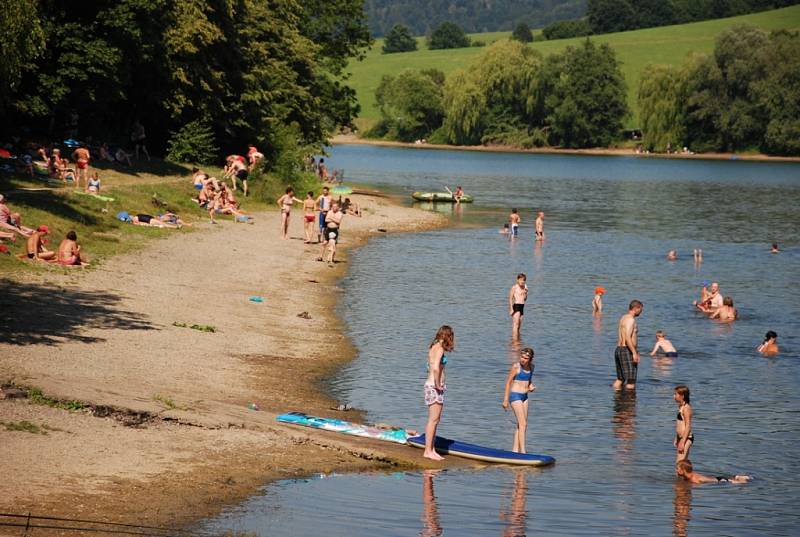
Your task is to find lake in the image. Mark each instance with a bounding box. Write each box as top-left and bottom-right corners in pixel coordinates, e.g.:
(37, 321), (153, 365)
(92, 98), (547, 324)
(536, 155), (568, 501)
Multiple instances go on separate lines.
(201, 145), (800, 536)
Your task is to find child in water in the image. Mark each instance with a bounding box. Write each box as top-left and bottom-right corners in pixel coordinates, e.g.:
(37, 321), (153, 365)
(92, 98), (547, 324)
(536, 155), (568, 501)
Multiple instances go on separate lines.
(502, 347), (536, 453)
(423, 325), (455, 461)
(676, 460), (752, 484)
(757, 330), (779, 355)
(674, 385), (693, 463)
(592, 287), (605, 313)
(650, 330), (678, 357)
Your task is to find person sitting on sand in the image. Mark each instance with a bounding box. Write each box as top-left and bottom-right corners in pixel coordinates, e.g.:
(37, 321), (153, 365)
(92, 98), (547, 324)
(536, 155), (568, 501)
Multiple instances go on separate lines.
(709, 296), (737, 321)
(192, 168), (208, 191)
(58, 230), (88, 266)
(757, 331), (779, 355)
(26, 225), (55, 261)
(667, 249), (677, 261)
(130, 213), (181, 228)
(115, 147), (133, 166)
(0, 194), (34, 237)
(342, 197), (361, 217)
(593, 287), (605, 313)
(48, 148), (64, 180)
(676, 460), (752, 484)
(650, 330), (678, 357)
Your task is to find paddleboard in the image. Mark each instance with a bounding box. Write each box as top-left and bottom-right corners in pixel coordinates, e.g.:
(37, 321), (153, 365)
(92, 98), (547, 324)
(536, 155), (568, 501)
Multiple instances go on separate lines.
(412, 192), (474, 203)
(406, 434), (555, 466)
(277, 411), (410, 444)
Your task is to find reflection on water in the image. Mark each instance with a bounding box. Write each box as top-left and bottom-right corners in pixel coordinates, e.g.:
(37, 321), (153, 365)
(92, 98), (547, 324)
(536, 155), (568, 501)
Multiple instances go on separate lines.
(202, 146), (800, 536)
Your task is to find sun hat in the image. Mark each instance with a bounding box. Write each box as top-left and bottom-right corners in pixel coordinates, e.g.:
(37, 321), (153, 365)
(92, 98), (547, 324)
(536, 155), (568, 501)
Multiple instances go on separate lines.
(595, 287), (605, 295)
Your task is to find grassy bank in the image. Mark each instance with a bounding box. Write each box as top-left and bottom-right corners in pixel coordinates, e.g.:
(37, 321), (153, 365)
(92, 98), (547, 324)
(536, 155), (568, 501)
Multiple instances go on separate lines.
(349, 5), (800, 129)
(0, 160), (314, 275)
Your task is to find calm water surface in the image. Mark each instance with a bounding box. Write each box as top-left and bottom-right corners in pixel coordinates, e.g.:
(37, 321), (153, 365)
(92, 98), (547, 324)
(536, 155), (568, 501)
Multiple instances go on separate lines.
(203, 146), (800, 536)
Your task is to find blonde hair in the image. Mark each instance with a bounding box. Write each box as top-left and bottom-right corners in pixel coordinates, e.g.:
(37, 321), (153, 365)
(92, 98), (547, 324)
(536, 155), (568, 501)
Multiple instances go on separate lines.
(430, 325), (454, 352)
(676, 459), (693, 473)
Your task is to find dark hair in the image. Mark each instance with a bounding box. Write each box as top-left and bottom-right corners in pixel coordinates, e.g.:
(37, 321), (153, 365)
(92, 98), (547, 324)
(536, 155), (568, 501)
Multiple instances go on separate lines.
(674, 385), (690, 404)
(285, 186), (293, 194)
(430, 325), (455, 352)
(765, 330), (777, 341)
(512, 208), (518, 213)
(192, 167), (199, 173)
(517, 273), (526, 280)
(772, 242), (778, 249)
(629, 300), (643, 310)
(723, 296), (733, 307)
(66, 230), (77, 241)
(520, 347), (534, 360)
(307, 191), (314, 197)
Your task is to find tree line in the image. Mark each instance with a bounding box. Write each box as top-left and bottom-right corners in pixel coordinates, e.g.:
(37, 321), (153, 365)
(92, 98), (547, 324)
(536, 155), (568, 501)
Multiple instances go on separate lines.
(0, 0), (371, 168)
(545, 0), (798, 40)
(372, 26), (800, 155)
(371, 39), (628, 149)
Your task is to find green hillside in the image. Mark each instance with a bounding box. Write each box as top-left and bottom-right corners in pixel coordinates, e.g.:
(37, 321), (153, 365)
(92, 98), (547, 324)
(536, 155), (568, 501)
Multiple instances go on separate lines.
(348, 5), (800, 129)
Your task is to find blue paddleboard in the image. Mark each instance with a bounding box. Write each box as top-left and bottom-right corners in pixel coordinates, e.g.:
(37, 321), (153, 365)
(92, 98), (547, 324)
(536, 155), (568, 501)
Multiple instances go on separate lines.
(407, 434), (555, 466)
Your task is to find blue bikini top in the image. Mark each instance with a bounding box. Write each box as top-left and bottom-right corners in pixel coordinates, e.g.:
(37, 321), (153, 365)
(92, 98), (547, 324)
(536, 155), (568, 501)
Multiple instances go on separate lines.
(441, 354), (447, 365)
(514, 364), (532, 382)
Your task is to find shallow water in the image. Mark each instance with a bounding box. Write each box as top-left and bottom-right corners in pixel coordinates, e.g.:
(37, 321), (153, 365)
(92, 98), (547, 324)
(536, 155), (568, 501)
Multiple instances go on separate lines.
(202, 146), (800, 536)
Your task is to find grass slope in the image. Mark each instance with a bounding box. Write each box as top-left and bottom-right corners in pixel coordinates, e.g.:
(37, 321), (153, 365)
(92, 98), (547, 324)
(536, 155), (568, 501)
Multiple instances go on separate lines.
(348, 5), (800, 129)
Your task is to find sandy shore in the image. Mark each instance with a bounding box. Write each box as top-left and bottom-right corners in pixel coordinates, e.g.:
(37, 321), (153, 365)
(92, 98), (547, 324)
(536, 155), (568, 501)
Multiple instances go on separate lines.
(331, 133), (800, 163)
(0, 194), (455, 533)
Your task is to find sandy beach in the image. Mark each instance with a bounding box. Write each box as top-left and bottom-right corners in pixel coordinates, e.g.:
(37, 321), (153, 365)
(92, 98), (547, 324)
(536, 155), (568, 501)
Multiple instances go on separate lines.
(331, 133), (800, 163)
(0, 194), (452, 532)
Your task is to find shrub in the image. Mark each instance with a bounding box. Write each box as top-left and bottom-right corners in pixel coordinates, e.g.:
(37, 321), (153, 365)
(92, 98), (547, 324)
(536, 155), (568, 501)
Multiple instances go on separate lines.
(512, 22), (534, 43)
(382, 24), (417, 53)
(542, 19), (593, 40)
(427, 22), (471, 50)
(166, 119), (218, 165)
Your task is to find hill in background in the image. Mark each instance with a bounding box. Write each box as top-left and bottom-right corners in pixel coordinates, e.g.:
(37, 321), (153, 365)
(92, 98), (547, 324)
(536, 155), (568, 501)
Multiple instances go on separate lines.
(364, 0), (585, 36)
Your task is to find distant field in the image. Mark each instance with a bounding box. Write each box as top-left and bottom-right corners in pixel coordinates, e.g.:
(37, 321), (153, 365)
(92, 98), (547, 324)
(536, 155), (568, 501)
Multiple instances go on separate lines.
(348, 5), (800, 129)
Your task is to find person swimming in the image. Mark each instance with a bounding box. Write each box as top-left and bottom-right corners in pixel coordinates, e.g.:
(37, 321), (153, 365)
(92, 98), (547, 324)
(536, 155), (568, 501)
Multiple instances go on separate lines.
(757, 330), (779, 355)
(676, 460), (752, 484)
(650, 330), (678, 357)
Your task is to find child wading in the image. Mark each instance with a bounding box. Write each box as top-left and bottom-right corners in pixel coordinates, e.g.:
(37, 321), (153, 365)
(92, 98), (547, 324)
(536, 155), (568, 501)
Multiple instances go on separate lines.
(423, 325), (455, 461)
(502, 347), (536, 453)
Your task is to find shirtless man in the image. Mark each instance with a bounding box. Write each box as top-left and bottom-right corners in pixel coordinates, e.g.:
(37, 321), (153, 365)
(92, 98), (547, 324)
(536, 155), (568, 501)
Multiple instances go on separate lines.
(509, 209), (521, 237)
(26, 225), (55, 261)
(57, 230), (88, 266)
(508, 273), (528, 339)
(72, 144), (91, 189)
(613, 300), (643, 391)
(316, 186), (332, 243)
(320, 201), (344, 264)
(535, 211), (545, 241)
(225, 155), (249, 197)
(694, 282), (723, 314)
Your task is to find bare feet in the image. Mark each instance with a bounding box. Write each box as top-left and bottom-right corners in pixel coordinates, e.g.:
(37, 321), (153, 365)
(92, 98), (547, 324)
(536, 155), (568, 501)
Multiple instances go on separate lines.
(625, 384), (636, 390)
(423, 450), (445, 461)
(612, 380), (622, 390)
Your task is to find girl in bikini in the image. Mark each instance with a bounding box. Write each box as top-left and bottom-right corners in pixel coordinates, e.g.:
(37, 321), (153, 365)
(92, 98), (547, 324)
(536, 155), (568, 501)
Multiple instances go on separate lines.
(423, 325), (455, 461)
(302, 191), (316, 243)
(674, 385), (694, 463)
(503, 347), (536, 453)
(276, 187), (302, 240)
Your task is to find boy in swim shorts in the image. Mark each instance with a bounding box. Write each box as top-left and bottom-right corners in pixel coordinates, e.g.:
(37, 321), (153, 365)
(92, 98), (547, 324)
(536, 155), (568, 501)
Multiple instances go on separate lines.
(508, 273), (528, 339)
(650, 330), (678, 357)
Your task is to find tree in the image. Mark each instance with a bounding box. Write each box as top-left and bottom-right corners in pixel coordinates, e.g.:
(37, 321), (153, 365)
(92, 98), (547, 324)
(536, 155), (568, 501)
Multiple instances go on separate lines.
(512, 22), (534, 43)
(755, 30), (800, 155)
(542, 19), (593, 40)
(0, 0), (44, 106)
(427, 22), (470, 50)
(383, 24), (417, 53)
(544, 40), (629, 147)
(374, 69), (444, 141)
(638, 64), (687, 151)
(442, 70), (486, 144)
(587, 0), (636, 34)
(635, 0), (675, 29)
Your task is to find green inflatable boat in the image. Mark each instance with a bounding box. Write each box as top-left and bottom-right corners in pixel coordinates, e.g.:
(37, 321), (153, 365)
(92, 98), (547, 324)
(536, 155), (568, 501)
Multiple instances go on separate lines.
(412, 191), (474, 203)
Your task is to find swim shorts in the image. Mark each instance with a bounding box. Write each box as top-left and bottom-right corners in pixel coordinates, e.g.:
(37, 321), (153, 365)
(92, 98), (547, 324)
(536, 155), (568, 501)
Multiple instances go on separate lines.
(319, 212), (327, 231)
(236, 169), (248, 181)
(614, 346), (637, 384)
(511, 224), (519, 236)
(664, 352), (678, 358)
(324, 227), (339, 242)
(509, 391), (528, 403)
(424, 383), (445, 406)
(512, 303), (525, 315)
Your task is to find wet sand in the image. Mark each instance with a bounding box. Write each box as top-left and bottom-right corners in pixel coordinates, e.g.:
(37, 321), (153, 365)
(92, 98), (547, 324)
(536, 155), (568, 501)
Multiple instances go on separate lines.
(0, 194), (459, 532)
(332, 133), (800, 163)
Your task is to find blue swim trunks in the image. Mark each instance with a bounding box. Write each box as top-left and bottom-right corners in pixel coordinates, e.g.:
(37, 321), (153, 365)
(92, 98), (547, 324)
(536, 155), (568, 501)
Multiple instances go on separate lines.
(509, 391), (528, 403)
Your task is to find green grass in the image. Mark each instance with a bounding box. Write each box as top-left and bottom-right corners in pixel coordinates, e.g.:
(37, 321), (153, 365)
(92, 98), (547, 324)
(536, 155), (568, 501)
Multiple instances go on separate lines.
(153, 393), (189, 411)
(349, 5), (800, 129)
(0, 159), (274, 274)
(27, 387), (87, 411)
(172, 322), (217, 333)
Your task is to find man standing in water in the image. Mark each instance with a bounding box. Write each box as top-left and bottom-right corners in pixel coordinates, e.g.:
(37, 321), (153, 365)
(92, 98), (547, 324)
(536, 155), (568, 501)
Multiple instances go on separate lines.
(613, 300), (643, 391)
(535, 211), (545, 241)
(509, 273), (528, 339)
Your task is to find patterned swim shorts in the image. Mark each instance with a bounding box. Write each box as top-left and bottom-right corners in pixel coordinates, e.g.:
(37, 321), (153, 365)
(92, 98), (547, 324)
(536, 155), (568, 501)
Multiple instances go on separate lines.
(614, 346), (637, 384)
(424, 383), (446, 406)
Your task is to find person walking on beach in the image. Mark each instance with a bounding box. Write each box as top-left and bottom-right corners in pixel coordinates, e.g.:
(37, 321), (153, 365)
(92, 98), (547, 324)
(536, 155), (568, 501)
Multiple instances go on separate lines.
(424, 325), (455, 461)
(316, 186), (332, 243)
(277, 187), (302, 240)
(502, 347), (536, 453)
(302, 191), (316, 243)
(613, 300), (643, 391)
(509, 209), (520, 237)
(319, 201), (344, 264)
(674, 385), (693, 463)
(509, 273), (528, 339)
(534, 212), (545, 241)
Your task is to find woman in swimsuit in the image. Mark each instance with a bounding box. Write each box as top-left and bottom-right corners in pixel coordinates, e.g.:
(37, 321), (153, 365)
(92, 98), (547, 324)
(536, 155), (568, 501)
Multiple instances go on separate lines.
(423, 325), (455, 461)
(709, 296), (737, 321)
(503, 347), (536, 453)
(674, 385), (693, 463)
(277, 187), (302, 240)
(302, 191), (316, 243)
